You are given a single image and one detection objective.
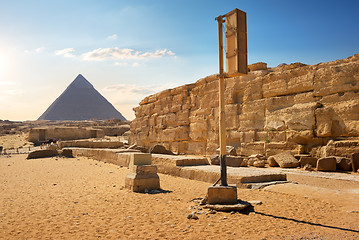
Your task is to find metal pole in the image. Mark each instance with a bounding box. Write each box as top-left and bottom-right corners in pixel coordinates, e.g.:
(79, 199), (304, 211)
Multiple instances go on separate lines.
(217, 16), (227, 186)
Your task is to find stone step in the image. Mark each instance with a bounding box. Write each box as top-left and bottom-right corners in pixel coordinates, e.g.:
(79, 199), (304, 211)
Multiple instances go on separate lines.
(151, 154), (209, 167)
(157, 165), (287, 188)
(241, 180), (292, 189)
(67, 148), (287, 187)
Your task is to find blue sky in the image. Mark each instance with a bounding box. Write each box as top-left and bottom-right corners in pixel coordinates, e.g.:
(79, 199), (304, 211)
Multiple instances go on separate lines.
(1, 0), (358, 120)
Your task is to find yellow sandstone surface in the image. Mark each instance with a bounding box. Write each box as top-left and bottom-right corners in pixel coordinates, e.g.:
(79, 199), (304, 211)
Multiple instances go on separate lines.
(130, 54), (359, 157)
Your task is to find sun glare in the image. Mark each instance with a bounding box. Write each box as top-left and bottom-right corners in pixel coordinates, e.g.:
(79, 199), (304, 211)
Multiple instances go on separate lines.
(0, 54), (5, 77)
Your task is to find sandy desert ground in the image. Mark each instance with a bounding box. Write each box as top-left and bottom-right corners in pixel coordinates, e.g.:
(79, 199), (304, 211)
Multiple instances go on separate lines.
(1, 153), (358, 240)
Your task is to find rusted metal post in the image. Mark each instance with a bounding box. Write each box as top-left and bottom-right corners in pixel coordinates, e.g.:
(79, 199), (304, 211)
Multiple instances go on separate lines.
(216, 15), (228, 186)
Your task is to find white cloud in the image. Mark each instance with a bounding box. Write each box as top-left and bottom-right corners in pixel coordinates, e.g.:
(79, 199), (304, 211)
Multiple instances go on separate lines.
(55, 48), (76, 58)
(54, 47), (176, 64)
(107, 34), (118, 40)
(35, 47), (45, 53)
(24, 46), (46, 54)
(82, 47), (175, 61)
(114, 62), (128, 66)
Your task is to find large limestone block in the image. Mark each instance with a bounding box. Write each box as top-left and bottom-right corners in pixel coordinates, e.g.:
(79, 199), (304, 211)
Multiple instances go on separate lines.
(176, 109), (190, 126)
(198, 92), (218, 108)
(187, 142), (207, 155)
(299, 157), (318, 168)
(132, 165), (158, 174)
(262, 65), (313, 98)
(170, 141), (188, 155)
(315, 107), (339, 137)
(27, 149), (59, 159)
(321, 140), (359, 158)
(294, 92), (319, 104)
(165, 113), (177, 127)
(265, 95), (295, 112)
(314, 61), (359, 97)
(226, 156), (244, 167)
(174, 126), (190, 141)
(286, 130), (314, 145)
(335, 157), (352, 171)
(267, 151), (299, 168)
(209, 155), (243, 167)
(352, 152), (359, 172)
(128, 153), (152, 169)
(317, 157), (336, 172)
(266, 130), (286, 143)
(239, 142), (265, 156)
(243, 77), (264, 102)
(149, 145), (173, 155)
(249, 62), (267, 71)
(161, 128), (176, 142)
(207, 186), (237, 205)
(265, 142), (299, 157)
(124, 172), (160, 192)
(189, 131), (207, 142)
(266, 102), (316, 131)
(189, 121), (208, 132)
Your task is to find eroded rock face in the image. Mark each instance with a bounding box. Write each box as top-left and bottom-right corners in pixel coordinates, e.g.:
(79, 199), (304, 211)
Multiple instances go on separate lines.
(129, 54), (359, 157)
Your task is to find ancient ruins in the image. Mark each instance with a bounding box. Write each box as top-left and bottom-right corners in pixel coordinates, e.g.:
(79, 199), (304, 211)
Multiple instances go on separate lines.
(129, 54), (359, 158)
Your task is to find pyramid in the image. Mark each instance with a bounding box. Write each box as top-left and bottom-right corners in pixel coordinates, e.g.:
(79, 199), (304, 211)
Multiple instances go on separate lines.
(38, 74), (126, 121)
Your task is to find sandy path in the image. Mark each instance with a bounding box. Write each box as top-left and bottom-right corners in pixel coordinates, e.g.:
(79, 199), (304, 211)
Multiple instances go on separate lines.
(1, 154), (358, 239)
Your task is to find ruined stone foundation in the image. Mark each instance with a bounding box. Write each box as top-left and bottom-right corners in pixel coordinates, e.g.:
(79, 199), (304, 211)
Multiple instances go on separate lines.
(129, 54), (359, 157)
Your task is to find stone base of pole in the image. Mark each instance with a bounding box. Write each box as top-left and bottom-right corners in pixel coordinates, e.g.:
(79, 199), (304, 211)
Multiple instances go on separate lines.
(207, 185), (237, 205)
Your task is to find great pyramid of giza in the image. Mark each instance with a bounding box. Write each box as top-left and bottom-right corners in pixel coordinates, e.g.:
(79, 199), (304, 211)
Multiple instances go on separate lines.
(38, 74), (126, 121)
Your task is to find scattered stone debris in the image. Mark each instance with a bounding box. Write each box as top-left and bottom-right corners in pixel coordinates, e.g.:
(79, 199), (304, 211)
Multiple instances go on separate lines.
(187, 213), (199, 220)
(247, 200), (262, 205)
(303, 164), (314, 171)
(189, 196), (255, 217)
(253, 160), (266, 168)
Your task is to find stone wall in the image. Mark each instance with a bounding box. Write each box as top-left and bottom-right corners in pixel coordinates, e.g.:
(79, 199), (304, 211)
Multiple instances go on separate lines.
(28, 127), (105, 144)
(129, 54), (359, 157)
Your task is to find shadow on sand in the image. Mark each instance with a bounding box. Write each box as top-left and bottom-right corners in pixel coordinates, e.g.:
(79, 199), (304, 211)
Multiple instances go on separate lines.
(249, 210), (359, 234)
